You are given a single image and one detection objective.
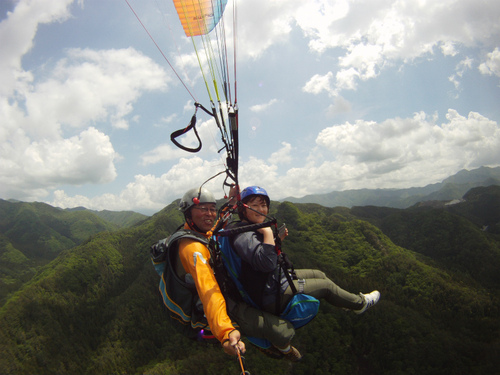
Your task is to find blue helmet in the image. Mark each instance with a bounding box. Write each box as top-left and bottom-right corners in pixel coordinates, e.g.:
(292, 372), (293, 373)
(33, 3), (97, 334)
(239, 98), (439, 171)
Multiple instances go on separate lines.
(240, 186), (270, 206)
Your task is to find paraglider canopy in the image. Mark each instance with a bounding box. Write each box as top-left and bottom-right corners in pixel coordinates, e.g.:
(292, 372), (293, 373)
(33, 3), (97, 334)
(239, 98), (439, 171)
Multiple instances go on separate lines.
(173, 0), (228, 36)
(126, 0), (239, 190)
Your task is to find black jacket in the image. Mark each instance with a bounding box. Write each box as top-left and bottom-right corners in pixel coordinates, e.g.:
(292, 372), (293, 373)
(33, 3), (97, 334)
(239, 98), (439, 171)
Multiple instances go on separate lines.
(229, 221), (289, 308)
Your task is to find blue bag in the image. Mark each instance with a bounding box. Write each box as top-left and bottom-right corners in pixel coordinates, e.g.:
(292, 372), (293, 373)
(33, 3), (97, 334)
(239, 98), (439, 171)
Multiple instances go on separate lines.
(281, 293), (320, 329)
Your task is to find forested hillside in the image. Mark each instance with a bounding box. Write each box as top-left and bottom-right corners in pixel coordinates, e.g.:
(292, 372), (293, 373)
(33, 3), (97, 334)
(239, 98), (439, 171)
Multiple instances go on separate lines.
(0, 190), (499, 374)
(351, 185), (500, 289)
(0, 199), (146, 307)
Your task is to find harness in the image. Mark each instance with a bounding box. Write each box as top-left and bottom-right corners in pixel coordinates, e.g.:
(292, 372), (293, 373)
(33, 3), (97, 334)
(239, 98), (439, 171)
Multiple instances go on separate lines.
(216, 220), (320, 348)
(151, 228), (214, 339)
(151, 226), (242, 337)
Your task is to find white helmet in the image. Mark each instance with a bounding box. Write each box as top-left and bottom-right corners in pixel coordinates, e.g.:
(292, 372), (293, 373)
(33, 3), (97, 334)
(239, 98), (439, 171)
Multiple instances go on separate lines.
(179, 187), (216, 213)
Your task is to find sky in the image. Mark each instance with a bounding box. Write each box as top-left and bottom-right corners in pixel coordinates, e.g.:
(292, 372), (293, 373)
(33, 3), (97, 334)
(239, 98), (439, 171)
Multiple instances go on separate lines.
(1, 0), (499, 215)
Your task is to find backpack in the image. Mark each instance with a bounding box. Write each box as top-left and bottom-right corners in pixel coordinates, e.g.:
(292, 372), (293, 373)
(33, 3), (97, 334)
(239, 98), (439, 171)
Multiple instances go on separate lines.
(150, 229), (216, 341)
(217, 232), (320, 349)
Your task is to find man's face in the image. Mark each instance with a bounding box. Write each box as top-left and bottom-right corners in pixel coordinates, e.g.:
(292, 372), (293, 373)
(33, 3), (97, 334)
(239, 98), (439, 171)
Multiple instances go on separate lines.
(189, 203), (217, 232)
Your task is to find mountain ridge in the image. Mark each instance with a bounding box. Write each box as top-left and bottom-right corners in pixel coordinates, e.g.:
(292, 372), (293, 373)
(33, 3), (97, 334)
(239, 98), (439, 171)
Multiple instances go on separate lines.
(283, 166), (500, 208)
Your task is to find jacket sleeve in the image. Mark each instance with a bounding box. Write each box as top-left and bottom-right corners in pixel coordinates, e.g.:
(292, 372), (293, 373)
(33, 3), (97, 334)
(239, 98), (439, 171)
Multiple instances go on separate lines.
(232, 231), (277, 272)
(178, 238), (235, 344)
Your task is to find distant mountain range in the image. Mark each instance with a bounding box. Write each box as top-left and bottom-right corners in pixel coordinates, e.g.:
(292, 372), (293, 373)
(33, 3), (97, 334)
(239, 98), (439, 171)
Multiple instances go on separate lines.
(63, 206), (149, 227)
(283, 166), (500, 208)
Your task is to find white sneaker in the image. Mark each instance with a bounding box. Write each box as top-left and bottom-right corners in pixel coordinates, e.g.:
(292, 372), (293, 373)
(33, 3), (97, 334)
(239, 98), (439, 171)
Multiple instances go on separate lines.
(354, 290), (380, 314)
(282, 346), (303, 362)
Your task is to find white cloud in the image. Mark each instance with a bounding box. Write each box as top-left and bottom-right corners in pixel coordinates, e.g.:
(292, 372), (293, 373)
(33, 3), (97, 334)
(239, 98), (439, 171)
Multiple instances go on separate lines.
(449, 56), (474, 91)
(309, 109), (500, 191)
(302, 72), (335, 96)
(339, 43), (383, 79)
(159, 114), (177, 124)
(289, 0), (500, 93)
(0, 46), (167, 199)
(456, 58), (473, 77)
(335, 68), (360, 92)
(440, 41), (458, 57)
(24, 48), (168, 131)
(479, 47), (500, 77)
(49, 156), (230, 212)
(23, 127), (117, 184)
(233, 110), (500, 199)
(237, 1), (295, 59)
(249, 99), (279, 113)
(268, 142), (292, 165)
(0, 1), (170, 204)
(1, 126), (117, 200)
(58, 109), (499, 209)
(174, 50), (205, 88)
(0, 0), (74, 96)
(238, 156), (279, 193)
(326, 96), (352, 116)
(294, 0), (350, 53)
(140, 143), (188, 165)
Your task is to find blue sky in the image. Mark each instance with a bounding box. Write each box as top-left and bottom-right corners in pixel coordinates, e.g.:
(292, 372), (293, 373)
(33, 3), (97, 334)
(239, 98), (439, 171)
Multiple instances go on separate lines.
(1, 0), (499, 215)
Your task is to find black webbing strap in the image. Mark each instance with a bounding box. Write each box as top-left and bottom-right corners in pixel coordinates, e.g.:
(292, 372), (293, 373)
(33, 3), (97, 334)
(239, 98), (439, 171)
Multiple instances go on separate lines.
(275, 254), (298, 315)
(170, 112), (202, 153)
(226, 108), (238, 185)
(216, 219), (276, 237)
(170, 103), (214, 153)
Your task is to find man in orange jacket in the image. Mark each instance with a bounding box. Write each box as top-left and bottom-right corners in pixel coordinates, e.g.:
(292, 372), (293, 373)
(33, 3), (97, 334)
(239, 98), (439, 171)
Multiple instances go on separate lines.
(177, 186), (244, 356)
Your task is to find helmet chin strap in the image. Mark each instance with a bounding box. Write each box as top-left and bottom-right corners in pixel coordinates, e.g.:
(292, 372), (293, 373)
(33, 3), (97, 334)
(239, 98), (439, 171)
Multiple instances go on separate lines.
(239, 200), (272, 222)
(186, 215), (206, 234)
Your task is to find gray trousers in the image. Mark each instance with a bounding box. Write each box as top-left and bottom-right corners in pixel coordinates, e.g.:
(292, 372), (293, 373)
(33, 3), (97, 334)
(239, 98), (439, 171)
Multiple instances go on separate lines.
(226, 269), (364, 348)
(266, 269), (365, 314)
(226, 298), (294, 348)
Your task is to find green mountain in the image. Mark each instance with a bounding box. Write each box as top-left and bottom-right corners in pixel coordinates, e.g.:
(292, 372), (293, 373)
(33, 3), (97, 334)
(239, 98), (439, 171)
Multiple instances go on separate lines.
(64, 206), (149, 228)
(351, 185), (500, 289)
(284, 166), (500, 208)
(0, 190), (499, 374)
(0, 200), (146, 307)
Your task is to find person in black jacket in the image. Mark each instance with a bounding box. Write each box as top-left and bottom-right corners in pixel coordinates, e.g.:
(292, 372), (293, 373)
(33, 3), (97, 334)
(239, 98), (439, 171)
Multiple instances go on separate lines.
(231, 186), (381, 318)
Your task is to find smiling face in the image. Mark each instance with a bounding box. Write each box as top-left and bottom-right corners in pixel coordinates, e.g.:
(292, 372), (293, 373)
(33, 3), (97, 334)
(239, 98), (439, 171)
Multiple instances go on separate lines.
(244, 196), (269, 224)
(189, 203), (217, 233)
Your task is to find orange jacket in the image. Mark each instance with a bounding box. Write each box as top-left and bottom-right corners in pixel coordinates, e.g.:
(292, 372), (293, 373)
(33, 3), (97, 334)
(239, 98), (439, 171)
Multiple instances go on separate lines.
(178, 223), (235, 344)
